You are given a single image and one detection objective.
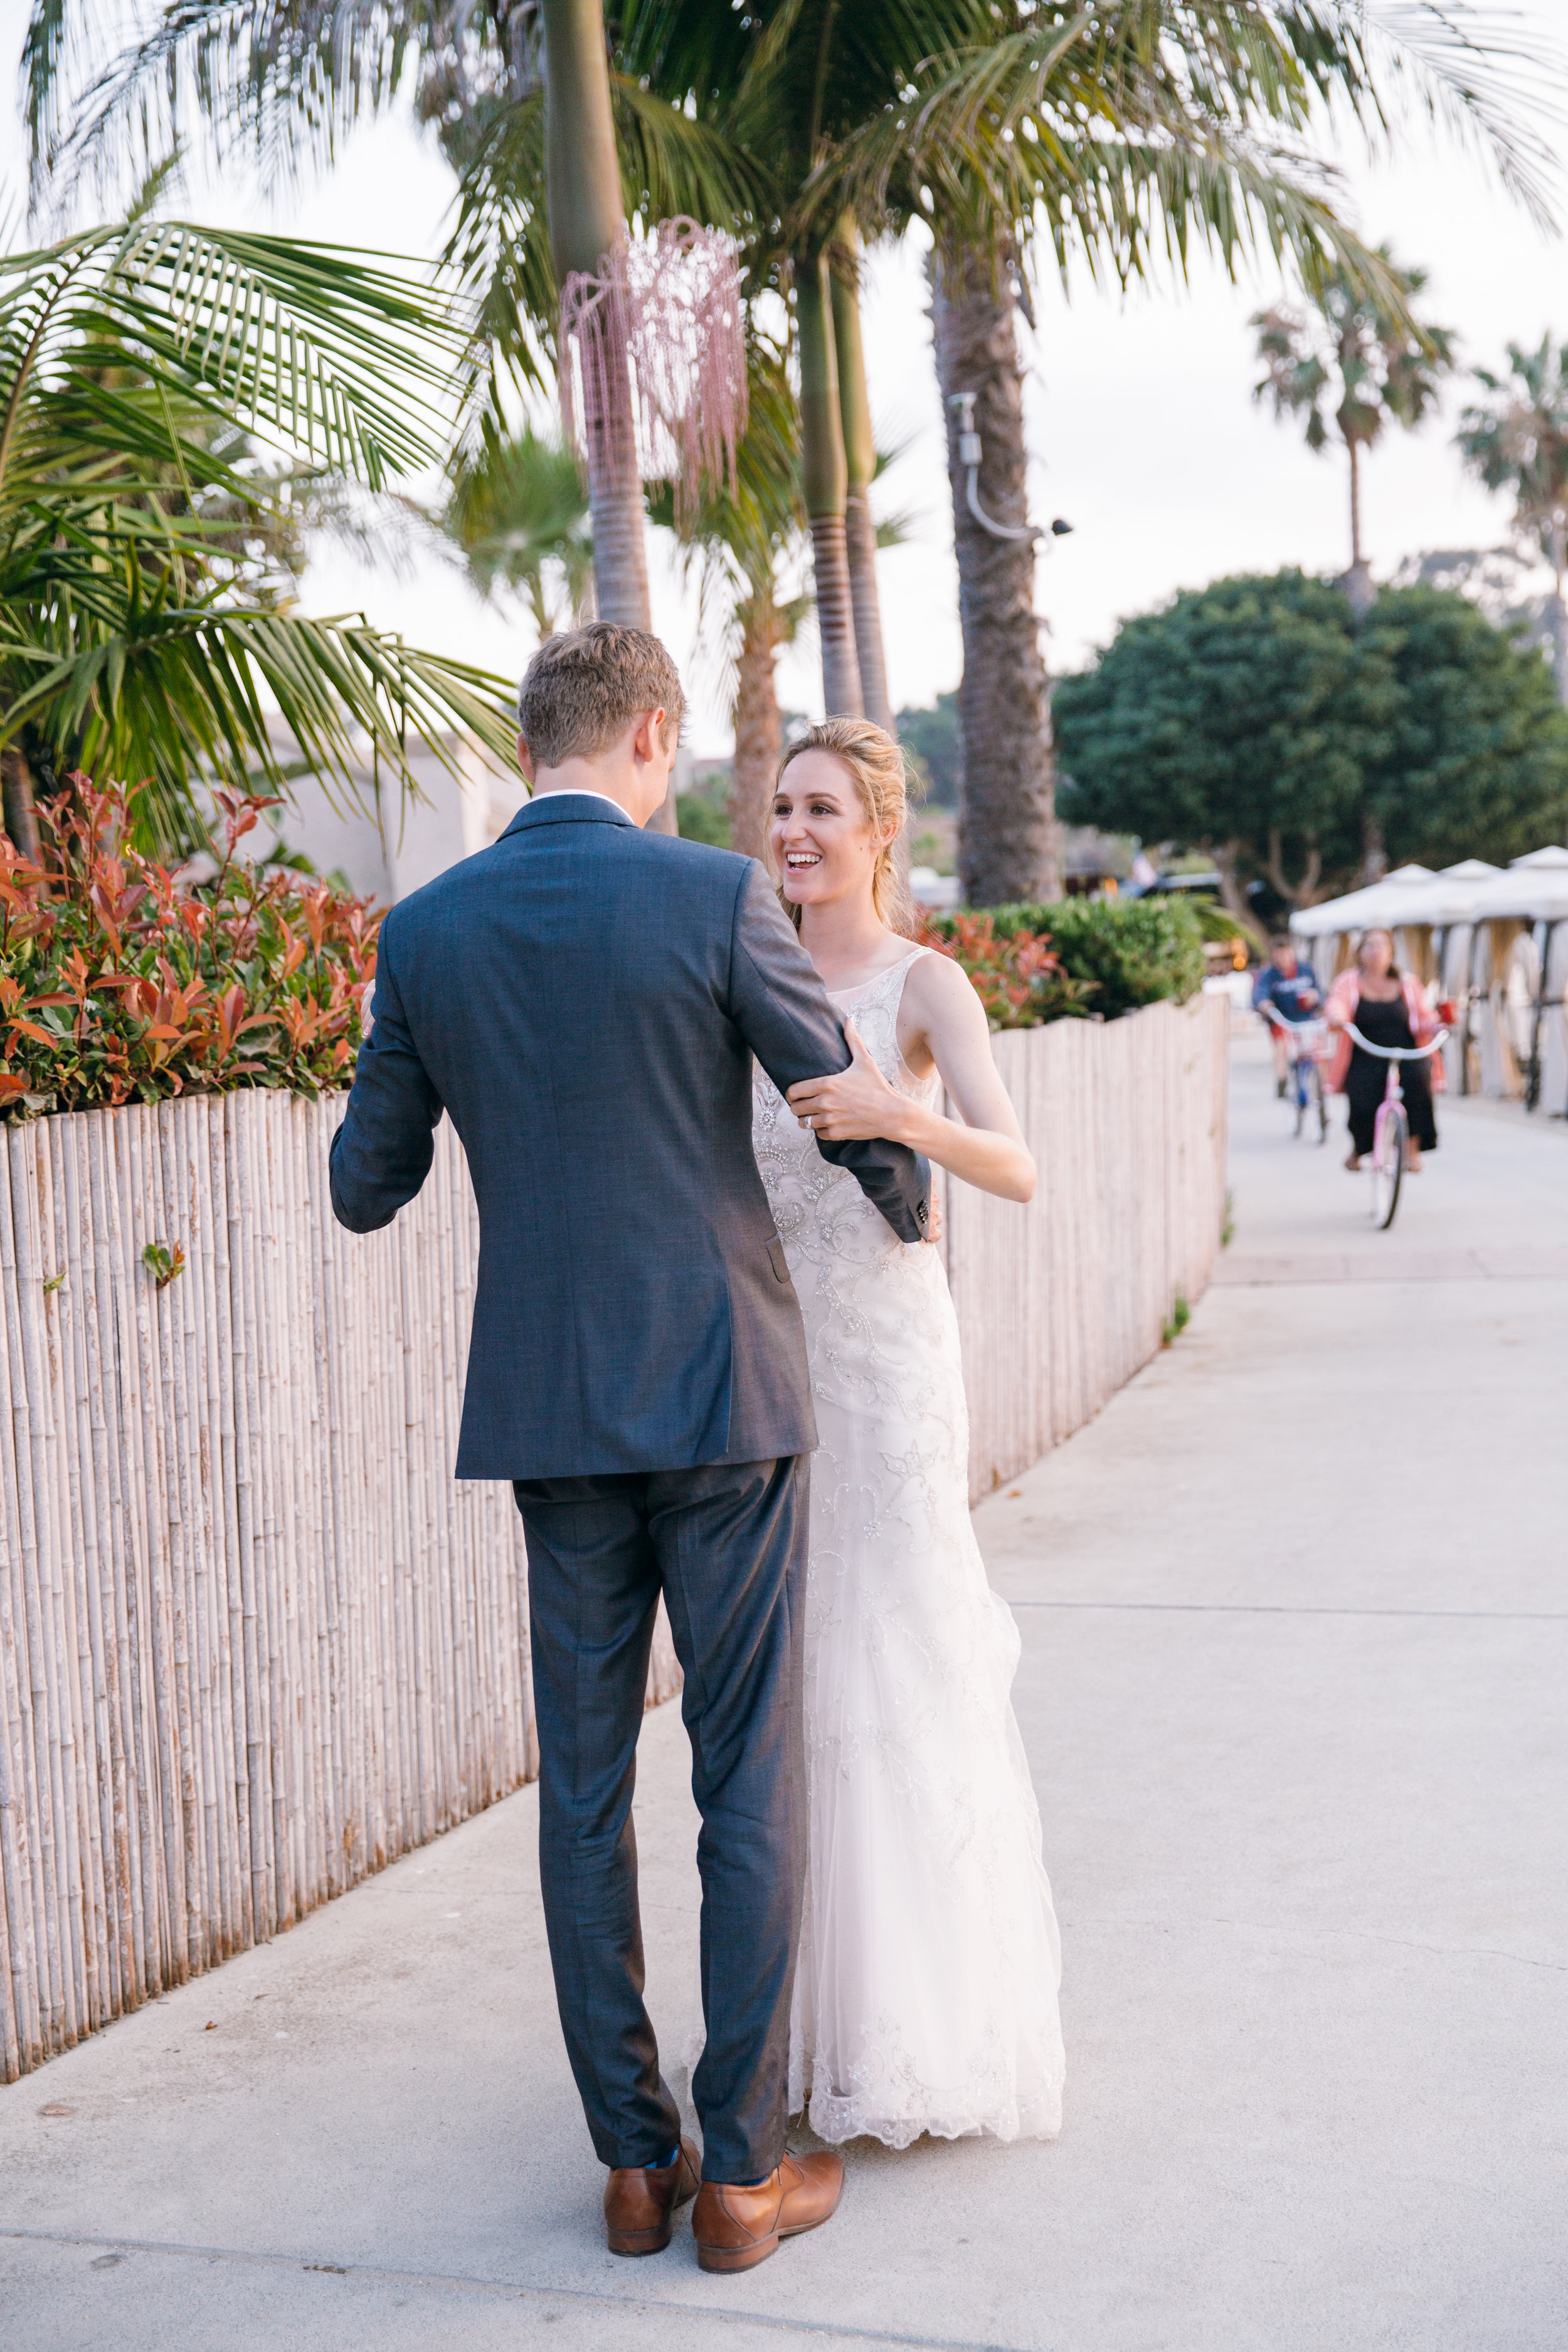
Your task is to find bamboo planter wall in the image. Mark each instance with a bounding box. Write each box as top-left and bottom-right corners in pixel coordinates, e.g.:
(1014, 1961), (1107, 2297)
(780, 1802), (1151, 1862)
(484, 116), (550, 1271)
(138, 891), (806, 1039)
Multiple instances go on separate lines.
(946, 994), (1229, 1501)
(1, 993), (1226, 2082)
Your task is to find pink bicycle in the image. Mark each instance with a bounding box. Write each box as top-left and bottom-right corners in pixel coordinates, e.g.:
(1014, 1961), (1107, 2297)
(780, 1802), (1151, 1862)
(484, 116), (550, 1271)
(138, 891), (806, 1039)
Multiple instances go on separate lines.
(1342, 1022), (1449, 1229)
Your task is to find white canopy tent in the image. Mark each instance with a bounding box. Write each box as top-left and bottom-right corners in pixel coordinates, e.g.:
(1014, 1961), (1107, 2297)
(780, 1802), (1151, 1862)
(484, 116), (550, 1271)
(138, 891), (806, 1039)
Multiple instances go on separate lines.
(1287, 847), (1568, 1111)
(1290, 864), (1437, 940)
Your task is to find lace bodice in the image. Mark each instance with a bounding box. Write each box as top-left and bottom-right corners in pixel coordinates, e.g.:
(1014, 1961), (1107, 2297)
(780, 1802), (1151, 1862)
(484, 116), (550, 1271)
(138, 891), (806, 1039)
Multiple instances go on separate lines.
(751, 946), (940, 1267)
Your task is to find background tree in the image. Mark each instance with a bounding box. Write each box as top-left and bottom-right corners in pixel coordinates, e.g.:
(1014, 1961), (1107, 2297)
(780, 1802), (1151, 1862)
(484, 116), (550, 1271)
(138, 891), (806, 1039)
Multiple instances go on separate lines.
(897, 692), (962, 805)
(1358, 582), (1568, 869)
(0, 216), (517, 858)
(1055, 570), (1568, 921)
(1054, 572), (1377, 938)
(437, 423), (594, 640)
(1253, 252), (1456, 610)
(1457, 336), (1568, 701)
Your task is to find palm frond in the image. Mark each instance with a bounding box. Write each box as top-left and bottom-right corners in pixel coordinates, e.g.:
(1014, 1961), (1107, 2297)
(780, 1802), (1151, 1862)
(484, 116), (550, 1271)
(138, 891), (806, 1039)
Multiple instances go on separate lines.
(809, 14), (1406, 312)
(1307, 1), (1564, 233)
(1, 212), (516, 853)
(2, 596), (518, 849)
(28, 0), (428, 215)
(1, 220), (465, 494)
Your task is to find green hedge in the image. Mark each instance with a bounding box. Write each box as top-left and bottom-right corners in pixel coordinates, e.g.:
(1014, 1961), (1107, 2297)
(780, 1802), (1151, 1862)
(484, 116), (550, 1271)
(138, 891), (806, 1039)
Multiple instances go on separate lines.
(924, 896), (1207, 1024)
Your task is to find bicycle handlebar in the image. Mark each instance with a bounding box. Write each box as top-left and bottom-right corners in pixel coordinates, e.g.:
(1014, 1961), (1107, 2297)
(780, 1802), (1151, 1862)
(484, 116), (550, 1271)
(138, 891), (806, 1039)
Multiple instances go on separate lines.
(1258, 999), (1324, 1030)
(1342, 1022), (1449, 1061)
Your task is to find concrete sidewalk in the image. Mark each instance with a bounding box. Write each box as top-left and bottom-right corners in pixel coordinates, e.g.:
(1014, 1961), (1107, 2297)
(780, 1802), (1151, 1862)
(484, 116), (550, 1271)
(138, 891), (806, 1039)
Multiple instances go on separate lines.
(4, 1034), (1565, 2351)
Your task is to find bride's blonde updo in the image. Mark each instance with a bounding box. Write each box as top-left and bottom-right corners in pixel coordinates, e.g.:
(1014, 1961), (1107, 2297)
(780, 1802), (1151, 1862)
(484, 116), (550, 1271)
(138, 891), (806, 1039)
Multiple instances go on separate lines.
(771, 716), (915, 937)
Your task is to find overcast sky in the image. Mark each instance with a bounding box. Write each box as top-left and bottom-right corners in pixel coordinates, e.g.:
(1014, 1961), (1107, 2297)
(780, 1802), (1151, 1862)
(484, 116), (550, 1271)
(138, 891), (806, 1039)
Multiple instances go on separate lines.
(6, 0), (1565, 754)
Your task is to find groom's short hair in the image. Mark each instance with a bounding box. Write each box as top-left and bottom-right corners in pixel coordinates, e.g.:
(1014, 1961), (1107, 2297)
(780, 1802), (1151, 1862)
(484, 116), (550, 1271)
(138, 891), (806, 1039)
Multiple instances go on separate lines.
(516, 622), (686, 768)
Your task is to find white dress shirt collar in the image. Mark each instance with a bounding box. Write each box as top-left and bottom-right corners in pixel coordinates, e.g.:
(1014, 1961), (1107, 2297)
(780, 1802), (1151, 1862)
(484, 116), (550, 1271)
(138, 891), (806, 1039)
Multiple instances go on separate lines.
(531, 787), (633, 820)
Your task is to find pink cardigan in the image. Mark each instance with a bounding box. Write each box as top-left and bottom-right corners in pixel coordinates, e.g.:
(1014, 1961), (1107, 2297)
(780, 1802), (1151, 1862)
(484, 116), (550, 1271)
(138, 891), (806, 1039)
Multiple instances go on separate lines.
(1323, 971), (1445, 1095)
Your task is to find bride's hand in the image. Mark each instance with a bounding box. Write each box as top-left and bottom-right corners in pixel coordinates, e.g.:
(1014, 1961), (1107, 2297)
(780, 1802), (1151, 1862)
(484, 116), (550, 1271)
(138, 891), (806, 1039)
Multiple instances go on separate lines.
(787, 1022), (911, 1144)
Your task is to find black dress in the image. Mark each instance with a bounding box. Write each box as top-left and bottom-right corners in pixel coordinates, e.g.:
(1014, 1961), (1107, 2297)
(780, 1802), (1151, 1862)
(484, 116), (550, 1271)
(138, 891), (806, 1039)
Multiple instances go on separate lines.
(1345, 989), (1438, 1155)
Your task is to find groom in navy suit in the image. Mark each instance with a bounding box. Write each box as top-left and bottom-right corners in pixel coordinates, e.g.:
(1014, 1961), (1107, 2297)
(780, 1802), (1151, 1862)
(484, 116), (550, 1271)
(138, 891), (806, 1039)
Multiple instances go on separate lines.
(330, 623), (928, 2271)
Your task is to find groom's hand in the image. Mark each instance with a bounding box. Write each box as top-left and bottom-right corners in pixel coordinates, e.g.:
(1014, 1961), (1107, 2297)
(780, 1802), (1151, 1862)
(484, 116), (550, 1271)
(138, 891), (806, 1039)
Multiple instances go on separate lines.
(787, 1021), (911, 1147)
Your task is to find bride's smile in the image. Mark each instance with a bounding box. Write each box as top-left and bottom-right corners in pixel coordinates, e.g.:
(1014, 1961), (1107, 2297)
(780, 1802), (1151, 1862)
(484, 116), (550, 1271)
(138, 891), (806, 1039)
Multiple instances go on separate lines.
(770, 753), (895, 921)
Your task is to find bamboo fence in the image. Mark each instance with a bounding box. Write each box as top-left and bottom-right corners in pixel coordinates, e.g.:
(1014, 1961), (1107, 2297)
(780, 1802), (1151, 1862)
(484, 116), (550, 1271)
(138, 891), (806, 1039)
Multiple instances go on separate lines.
(1, 995), (1226, 2082)
(946, 994), (1229, 1500)
(0, 1095), (679, 2084)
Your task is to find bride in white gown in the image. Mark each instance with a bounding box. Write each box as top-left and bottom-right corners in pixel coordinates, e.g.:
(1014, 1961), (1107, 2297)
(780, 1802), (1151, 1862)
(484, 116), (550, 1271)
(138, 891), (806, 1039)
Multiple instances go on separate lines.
(753, 717), (1065, 2152)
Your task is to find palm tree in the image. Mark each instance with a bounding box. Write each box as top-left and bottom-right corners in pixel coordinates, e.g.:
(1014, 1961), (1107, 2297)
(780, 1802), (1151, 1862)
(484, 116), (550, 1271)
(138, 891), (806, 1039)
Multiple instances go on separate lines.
(649, 335), (808, 855)
(832, 218), (894, 734)
(0, 216), (517, 857)
(438, 421), (595, 640)
(617, 1), (1002, 731)
(26, 0), (760, 837)
(1458, 336), (1568, 701)
(1254, 253), (1456, 610)
(538, 0), (649, 632)
(818, 0), (1545, 908)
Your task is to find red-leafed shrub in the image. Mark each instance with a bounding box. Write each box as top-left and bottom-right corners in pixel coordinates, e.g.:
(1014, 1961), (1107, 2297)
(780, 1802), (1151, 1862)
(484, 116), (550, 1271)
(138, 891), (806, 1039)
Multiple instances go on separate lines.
(0, 777), (379, 1118)
(916, 911), (1096, 1029)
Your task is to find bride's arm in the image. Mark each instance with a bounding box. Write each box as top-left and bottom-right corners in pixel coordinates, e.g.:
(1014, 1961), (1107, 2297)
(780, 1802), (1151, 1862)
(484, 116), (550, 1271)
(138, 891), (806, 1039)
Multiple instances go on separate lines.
(785, 956), (1036, 1204)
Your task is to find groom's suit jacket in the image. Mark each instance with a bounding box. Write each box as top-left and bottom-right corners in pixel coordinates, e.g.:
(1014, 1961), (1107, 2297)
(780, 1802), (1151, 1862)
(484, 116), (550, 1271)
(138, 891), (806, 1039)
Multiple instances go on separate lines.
(329, 792), (931, 1479)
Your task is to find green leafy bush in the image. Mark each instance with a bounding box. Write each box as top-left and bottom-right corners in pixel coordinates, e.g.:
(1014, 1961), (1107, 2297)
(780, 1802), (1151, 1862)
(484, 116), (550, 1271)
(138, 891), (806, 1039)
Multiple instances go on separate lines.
(675, 784), (733, 849)
(1, 777), (380, 1118)
(923, 896), (1206, 1024)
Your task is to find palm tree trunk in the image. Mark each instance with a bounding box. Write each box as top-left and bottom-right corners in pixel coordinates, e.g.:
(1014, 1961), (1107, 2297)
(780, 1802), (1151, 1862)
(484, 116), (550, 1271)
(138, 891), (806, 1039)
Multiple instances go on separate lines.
(1, 743), (40, 861)
(1550, 521), (1568, 706)
(1342, 437), (1374, 617)
(729, 587), (783, 861)
(830, 228), (892, 734)
(795, 252), (864, 721)
(928, 239), (1057, 908)
(539, 0), (674, 827)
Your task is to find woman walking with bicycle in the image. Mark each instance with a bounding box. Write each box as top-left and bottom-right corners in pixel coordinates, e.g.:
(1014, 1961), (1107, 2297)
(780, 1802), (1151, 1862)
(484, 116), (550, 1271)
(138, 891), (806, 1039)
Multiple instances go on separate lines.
(1325, 929), (1443, 1172)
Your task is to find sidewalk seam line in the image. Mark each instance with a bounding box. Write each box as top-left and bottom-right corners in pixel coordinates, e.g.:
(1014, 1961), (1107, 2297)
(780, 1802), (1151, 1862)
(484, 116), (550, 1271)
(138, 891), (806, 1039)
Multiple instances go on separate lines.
(0, 2225), (1014, 2351)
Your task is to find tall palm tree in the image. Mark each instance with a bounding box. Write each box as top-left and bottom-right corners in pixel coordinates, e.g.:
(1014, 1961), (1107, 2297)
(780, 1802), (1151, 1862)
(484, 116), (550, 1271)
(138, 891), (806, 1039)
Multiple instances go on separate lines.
(0, 216), (517, 856)
(617, 1), (1001, 729)
(650, 336), (808, 855)
(832, 217), (894, 733)
(1254, 252), (1456, 610)
(539, 0), (649, 629)
(817, 0), (1547, 908)
(1458, 336), (1568, 701)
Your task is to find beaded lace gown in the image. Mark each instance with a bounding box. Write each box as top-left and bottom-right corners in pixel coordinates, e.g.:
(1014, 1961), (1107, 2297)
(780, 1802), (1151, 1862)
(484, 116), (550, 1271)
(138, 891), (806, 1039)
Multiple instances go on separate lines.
(752, 945), (1065, 2149)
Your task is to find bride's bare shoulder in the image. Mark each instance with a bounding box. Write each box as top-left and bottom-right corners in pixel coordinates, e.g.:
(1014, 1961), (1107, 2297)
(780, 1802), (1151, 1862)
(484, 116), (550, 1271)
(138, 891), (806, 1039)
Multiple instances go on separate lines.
(901, 945), (984, 1022)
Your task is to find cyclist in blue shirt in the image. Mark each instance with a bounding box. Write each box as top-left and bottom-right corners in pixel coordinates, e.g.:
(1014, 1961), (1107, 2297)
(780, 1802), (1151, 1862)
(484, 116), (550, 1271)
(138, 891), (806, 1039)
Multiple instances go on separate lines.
(1253, 935), (1322, 1096)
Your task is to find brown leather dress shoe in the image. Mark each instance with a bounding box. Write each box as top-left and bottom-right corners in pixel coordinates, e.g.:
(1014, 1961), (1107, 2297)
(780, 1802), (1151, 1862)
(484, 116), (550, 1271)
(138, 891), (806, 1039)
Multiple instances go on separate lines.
(691, 2149), (844, 2274)
(603, 2137), (701, 2257)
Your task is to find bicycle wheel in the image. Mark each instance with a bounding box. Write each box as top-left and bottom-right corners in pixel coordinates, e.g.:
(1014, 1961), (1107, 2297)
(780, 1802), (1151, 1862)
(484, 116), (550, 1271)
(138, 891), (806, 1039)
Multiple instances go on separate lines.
(1293, 1065), (1307, 1138)
(1370, 1104), (1406, 1229)
(1308, 1062), (1328, 1145)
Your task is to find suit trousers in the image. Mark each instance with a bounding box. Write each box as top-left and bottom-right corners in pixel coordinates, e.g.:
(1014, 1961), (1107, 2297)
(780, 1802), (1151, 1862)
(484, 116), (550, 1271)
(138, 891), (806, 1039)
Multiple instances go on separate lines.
(512, 1455), (808, 2184)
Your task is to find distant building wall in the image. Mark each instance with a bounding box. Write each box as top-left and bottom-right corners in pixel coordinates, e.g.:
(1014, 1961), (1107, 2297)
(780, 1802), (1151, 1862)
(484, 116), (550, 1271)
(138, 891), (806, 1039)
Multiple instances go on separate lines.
(274, 737), (530, 904)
